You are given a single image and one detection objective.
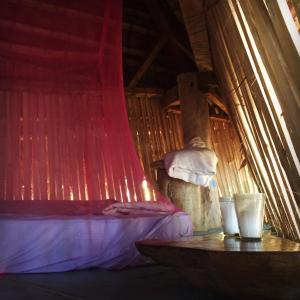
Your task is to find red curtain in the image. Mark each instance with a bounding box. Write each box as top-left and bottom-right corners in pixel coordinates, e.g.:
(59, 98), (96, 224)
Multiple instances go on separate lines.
(0, 0), (161, 202)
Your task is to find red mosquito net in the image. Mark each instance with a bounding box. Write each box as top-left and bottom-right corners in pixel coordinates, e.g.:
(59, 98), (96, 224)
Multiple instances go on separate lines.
(0, 0), (163, 202)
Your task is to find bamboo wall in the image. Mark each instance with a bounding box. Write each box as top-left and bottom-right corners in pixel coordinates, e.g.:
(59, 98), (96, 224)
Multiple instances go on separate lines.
(126, 95), (183, 185)
(126, 94), (257, 197)
(207, 0), (300, 241)
(210, 119), (257, 197)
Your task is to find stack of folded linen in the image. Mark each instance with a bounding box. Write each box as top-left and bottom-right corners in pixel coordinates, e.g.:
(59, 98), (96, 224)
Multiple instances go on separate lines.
(164, 147), (218, 186)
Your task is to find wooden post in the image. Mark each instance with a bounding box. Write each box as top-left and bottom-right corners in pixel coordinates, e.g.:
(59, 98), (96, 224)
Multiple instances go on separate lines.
(177, 72), (210, 146)
(157, 72), (221, 232)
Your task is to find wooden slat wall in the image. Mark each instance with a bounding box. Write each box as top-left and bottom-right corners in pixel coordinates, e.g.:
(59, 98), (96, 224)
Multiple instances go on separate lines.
(206, 0), (300, 241)
(126, 95), (183, 185)
(0, 89), (97, 201)
(126, 94), (257, 197)
(210, 119), (257, 197)
(0, 86), (257, 203)
(0, 85), (157, 202)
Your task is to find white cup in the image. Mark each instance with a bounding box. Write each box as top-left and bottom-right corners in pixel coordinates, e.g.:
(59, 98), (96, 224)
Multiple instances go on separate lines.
(234, 193), (266, 240)
(220, 197), (239, 236)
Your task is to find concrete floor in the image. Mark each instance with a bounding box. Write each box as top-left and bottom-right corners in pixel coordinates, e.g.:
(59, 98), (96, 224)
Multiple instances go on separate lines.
(0, 265), (231, 300)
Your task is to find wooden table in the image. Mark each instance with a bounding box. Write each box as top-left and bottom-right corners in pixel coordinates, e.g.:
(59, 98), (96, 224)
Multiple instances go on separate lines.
(136, 233), (300, 300)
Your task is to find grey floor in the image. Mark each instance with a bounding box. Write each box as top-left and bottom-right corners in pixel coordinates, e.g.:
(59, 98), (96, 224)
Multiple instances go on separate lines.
(0, 265), (231, 300)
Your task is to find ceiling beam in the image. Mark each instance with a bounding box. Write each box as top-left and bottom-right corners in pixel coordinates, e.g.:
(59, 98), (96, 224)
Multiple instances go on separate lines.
(206, 91), (228, 114)
(165, 104), (230, 122)
(161, 77), (227, 114)
(127, 36), (168, 89)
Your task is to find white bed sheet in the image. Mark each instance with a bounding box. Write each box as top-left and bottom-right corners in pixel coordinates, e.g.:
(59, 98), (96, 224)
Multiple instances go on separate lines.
(0, 212), (192, 273)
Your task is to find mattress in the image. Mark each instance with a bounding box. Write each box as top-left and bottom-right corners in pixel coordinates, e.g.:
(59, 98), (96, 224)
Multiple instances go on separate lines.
(0, 211), (192, 273)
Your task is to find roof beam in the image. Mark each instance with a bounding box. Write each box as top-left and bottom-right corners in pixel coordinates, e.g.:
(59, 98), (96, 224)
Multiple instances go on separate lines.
(161, 77), (227, 114)
(127, 36), (168, 89)
(206, 91), (228, 114)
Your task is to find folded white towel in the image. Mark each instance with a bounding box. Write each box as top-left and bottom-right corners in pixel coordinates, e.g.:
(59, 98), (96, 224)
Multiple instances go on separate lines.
(164, 148), (218, 186)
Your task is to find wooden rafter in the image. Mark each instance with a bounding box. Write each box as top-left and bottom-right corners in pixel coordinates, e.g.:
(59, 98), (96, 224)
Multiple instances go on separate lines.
(206, 91), (229, 114)
(127, 36), (168, 89)
(161, 80), (228, 115)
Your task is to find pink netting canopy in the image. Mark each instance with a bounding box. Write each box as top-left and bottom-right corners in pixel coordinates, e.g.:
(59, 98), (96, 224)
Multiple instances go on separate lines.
(0, 0), (163, 202)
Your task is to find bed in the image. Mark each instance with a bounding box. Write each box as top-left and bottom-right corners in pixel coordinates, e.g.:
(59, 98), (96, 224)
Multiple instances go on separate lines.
(0, 200), (192, 273)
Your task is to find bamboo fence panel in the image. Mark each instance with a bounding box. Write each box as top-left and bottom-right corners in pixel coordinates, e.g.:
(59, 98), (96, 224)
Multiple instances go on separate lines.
(0, 84), (257, 205)
(126, 95), (180, 184)
(207, 0), (300, 241)
(126, 94), (257, 198)
(207, 11), (283, 233)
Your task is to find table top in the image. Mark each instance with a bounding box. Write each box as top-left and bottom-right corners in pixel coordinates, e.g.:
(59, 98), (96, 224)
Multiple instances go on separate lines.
(137, 232), (300, 253)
